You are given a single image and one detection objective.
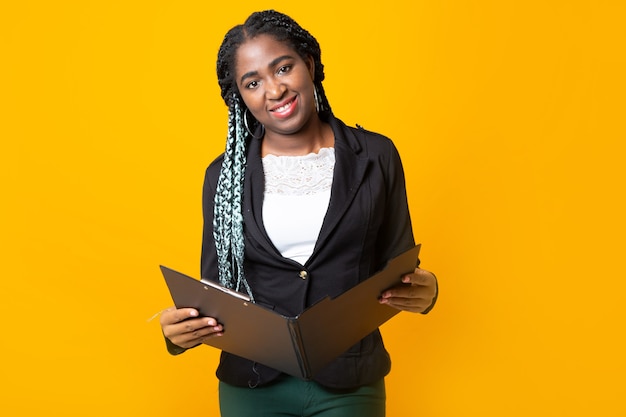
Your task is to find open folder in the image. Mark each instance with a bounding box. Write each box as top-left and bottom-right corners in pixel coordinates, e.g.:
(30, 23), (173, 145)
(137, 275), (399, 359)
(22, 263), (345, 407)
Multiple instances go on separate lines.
(160, 244), (420, 380)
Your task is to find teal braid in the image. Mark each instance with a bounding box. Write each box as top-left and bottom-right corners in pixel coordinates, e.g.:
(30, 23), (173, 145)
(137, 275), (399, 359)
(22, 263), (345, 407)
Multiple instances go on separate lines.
(213, 94), (253, 300)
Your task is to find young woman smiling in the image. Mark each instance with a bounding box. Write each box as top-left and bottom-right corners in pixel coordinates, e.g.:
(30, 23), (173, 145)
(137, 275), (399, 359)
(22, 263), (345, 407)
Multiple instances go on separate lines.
(159, 10), (438, 417)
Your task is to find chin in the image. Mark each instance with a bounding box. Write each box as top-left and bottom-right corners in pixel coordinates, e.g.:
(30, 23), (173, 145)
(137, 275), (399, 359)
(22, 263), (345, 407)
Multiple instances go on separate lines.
(269, 120), (307, 136)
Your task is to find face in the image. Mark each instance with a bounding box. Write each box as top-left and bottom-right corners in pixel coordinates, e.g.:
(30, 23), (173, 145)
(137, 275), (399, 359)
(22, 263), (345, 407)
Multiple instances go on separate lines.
(234, 34), (317, 136)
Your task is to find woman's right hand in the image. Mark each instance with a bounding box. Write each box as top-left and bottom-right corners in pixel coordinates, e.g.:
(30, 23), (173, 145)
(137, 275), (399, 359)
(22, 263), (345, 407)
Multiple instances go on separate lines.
(160, 306), (223, 349)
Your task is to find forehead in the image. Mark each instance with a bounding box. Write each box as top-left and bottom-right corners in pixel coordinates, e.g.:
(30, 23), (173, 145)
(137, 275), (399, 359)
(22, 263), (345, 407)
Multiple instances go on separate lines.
(234, 34), (299, 73)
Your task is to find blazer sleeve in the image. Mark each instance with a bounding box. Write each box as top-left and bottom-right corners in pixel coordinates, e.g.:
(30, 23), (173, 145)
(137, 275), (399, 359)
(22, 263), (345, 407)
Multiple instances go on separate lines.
(160, 163), (223, 356)
(375, 137), (438, 314)
(200, 159), (222, 282)
(374, 138), (416, 262)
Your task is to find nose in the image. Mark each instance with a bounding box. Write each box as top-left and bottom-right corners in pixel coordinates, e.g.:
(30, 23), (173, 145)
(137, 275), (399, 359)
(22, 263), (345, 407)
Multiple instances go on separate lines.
(265, 78), (286, 99)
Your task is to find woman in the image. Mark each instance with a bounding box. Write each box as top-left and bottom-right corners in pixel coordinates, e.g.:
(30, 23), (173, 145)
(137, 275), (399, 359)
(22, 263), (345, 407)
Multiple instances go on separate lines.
(160, 9), (438, 417)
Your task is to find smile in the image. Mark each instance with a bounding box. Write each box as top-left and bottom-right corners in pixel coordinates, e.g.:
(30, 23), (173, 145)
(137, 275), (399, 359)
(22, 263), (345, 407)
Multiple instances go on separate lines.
(269, 96), (297, 118)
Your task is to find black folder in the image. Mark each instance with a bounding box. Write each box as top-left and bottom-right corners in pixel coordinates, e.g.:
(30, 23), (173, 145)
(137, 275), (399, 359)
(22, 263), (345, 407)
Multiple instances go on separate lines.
(160, 244), (420, 380)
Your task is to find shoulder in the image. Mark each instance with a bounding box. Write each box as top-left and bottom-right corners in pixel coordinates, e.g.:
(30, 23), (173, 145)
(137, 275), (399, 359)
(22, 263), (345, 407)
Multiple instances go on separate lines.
(203, 153), (225, 190)
(353, 124), (395, 151)
(329, 113), (396, 152)
(206, 152), (225, 172)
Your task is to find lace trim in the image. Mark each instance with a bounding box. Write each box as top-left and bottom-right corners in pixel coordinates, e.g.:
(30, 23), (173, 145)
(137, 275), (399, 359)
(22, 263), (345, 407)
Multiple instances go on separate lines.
(262, 148), (335, 196)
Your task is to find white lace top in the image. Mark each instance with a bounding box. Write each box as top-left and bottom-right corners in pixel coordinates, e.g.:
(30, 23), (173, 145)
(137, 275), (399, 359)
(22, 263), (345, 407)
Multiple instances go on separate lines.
(262, 147), (335, 265)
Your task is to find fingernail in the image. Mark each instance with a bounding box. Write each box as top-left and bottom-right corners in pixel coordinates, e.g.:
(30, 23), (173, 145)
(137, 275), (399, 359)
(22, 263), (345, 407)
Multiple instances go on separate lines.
(190, 310), (198, 316)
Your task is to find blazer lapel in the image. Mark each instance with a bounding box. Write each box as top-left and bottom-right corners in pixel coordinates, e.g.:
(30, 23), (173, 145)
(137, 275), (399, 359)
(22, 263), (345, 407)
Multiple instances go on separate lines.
(312, 119), (368, 256)
(242, 137), (282, 257)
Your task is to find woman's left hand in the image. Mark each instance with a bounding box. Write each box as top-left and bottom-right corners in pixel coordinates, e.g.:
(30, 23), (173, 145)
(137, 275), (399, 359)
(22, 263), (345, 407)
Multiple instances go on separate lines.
(380, 268), (438, 313)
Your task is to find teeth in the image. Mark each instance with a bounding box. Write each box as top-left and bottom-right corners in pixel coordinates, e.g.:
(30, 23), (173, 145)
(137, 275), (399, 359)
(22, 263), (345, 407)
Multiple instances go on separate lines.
(274, 101), (292, 113)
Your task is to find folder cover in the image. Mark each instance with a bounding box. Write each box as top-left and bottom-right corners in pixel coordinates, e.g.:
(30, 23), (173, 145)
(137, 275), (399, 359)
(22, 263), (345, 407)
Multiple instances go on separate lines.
(160, 244), (420, 380)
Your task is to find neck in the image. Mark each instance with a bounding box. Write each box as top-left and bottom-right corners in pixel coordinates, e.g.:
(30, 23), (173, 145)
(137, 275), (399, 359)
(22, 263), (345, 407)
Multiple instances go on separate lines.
(261, 115), (334, 157)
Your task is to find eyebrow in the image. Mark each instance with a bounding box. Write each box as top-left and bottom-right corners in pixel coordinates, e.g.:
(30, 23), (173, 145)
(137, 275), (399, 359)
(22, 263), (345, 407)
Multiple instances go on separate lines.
(239, 54), (295, 85)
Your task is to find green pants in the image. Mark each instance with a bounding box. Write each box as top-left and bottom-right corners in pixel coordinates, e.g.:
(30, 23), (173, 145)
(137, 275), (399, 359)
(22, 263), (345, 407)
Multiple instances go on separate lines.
(219, 375), (386, 417)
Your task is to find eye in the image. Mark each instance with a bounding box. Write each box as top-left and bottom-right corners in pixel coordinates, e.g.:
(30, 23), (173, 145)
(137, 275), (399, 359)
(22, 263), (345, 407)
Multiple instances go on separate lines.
(277, 65), (292, 75)
(245, 80), (259, 89)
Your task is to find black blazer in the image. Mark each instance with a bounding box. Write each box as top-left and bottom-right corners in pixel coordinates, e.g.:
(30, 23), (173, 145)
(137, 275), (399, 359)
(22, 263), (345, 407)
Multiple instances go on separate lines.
(200, 113), (416, 389)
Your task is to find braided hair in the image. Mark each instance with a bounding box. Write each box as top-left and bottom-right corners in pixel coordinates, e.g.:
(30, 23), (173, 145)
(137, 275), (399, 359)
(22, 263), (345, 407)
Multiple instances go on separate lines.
(213, 10), (332, 299)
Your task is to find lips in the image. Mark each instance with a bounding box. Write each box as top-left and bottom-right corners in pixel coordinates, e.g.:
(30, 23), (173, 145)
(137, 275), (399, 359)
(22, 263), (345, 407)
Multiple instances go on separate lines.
(269, 96), (298, 119)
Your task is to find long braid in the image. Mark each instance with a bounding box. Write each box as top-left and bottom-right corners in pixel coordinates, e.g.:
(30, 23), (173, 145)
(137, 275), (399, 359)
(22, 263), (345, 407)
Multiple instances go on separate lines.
(230, 96), (252, 296)
(213, 10), (332, 299)
(213, 95), (253, 299)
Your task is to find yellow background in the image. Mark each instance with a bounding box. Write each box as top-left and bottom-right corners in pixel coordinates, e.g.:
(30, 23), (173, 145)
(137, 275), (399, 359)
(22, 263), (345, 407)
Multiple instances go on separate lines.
(2, 1), (625, 416)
